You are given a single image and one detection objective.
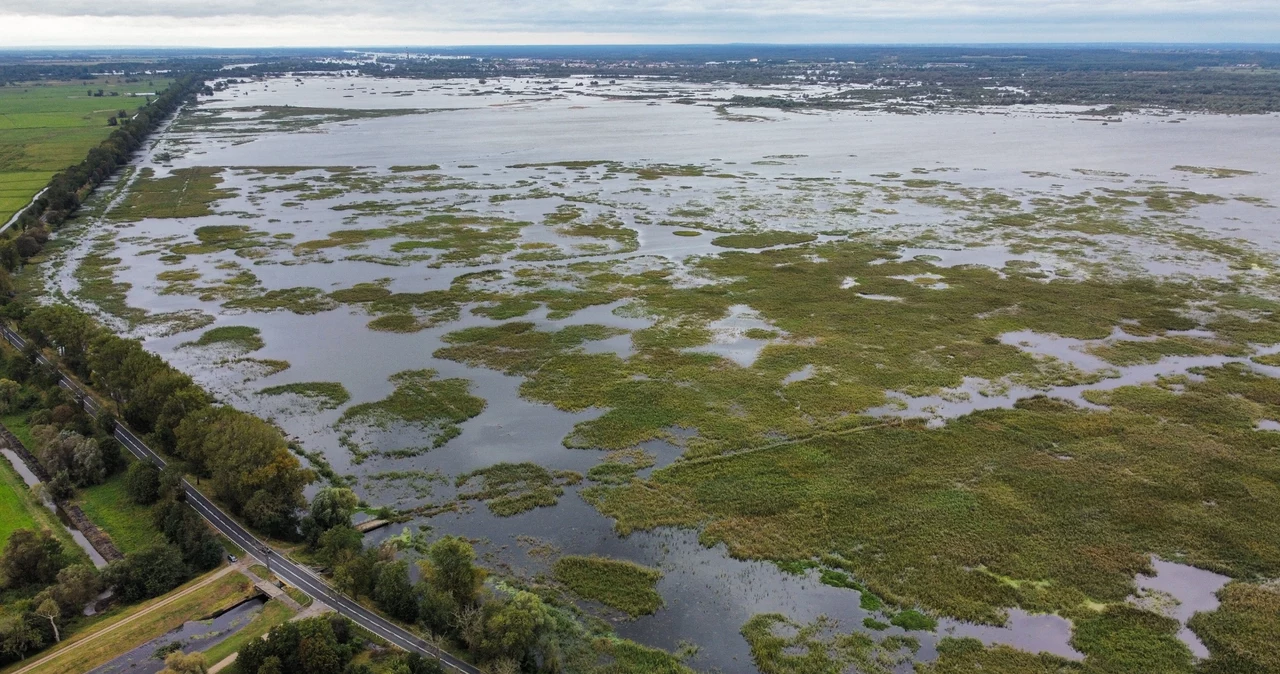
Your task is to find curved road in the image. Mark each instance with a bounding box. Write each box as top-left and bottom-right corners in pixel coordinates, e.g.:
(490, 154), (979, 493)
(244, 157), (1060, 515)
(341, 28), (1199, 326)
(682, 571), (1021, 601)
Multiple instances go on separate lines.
(0, 324), (479, 674)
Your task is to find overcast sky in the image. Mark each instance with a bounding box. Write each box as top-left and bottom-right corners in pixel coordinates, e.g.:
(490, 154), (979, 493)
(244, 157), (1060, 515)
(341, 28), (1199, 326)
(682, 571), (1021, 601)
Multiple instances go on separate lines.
(2, 0), (1278, 47)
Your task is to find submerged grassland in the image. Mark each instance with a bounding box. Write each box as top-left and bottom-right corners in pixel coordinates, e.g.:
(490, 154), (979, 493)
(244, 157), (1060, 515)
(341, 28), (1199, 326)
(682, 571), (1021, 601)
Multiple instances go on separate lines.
(39, 81), (1280, 672)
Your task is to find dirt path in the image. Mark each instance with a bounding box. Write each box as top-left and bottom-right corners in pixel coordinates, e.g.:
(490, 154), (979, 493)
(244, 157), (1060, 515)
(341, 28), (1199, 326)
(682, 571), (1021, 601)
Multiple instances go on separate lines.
(10, 565), (239, 674)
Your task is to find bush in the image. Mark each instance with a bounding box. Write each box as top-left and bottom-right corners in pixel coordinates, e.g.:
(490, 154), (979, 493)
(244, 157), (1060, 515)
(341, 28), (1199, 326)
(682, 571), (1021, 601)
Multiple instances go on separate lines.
(124, 461), (161, 505)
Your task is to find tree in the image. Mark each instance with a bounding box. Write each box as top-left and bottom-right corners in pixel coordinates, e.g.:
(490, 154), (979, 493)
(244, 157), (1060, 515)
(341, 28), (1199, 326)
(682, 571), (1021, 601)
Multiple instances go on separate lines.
(174, 406), (311, 532)
(52, 563), (101, 613)
(316, 525), (362, 566)
(0, 615), (42, 661)
(256, 656), (282, 674)
(0, 379), (20, 414)
(476, 591), (552, 663)
(33, 599), (59, 643)
(301, 487), (358, 546)
(159, 651), (208, 674)
(422, 536), (485, 607)
(125, 460), (161, 505)
(416, 585), (457, 638)
(373, 560), (417, 623)
(103, 545), (187, 601)
(0, 529), (65, 588)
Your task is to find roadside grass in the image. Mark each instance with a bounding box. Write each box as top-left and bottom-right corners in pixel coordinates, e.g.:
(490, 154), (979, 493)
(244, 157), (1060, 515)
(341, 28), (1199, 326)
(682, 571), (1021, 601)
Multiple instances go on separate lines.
(1, 570), (253, 674)
(552, 555), (663, 617)
(76, 461), (165, 554)
(0, 449), (40, 548)
(198, 598), (295, 668)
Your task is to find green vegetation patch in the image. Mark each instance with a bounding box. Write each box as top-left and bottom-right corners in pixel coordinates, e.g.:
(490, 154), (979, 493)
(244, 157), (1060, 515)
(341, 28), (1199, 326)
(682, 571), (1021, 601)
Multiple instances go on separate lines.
(223, 287), (337, 315)
(180, 325), (264, 352)
(367, 314), (424, 333)
(1172, 165), (1256, 179)
(1188, 582), (1280, 674)
(918, 637), (1081, 674)
(455, 462), (581, 516)
(711, 231), (818, 249)
(1070, 604), (1192, 673)
(741, 614), (914, 674)
(77, 464), (166, 554)
(258, 381), (351, 410)
(111, 167), (236, 219)
(337, 369), (485, 457)
(552, 555), (663, 617)
(586, 363), (1280, 626)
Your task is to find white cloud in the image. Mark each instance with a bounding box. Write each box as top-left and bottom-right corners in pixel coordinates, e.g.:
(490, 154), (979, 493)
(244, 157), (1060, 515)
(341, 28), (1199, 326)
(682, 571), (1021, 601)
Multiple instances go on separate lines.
(0, 0), (1277, 46)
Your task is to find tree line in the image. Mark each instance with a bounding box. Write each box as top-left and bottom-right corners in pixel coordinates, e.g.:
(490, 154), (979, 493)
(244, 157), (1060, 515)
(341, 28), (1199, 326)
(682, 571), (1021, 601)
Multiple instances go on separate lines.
(0, 347), (225, 664)
(14, 303), (314, 537)
(0, 74), (205, 268)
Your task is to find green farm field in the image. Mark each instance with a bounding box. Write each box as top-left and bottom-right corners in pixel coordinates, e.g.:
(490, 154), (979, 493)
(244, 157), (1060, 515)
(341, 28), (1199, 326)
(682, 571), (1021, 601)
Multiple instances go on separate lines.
(0, 76), (171, 223)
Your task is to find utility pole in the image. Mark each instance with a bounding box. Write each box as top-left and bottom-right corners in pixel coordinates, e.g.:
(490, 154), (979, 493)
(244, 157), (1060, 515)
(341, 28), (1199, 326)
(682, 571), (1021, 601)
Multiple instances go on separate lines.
(260, 545), (273, 575)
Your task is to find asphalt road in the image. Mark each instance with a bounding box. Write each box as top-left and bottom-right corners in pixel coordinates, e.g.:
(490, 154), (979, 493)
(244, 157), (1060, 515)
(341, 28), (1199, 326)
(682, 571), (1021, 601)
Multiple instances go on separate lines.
(0, 324), (479, 674)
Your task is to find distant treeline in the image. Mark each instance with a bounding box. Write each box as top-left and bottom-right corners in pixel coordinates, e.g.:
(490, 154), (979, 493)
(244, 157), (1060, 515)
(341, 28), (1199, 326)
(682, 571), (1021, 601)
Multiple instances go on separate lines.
(1, 75), (205, 267)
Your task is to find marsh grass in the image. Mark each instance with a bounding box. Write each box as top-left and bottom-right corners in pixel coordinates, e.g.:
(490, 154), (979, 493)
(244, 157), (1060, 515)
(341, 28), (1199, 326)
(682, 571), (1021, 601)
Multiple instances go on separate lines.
(455, 462), (580, 516)
(1187, 582), (1280, 674)
(712, 232), (818, 249)
(336, 369), (484, 455)
(110, 167), (235, 219)
(181, 325), (264, 352)
(258, 381), (351, 410)
(552, 555), (663, 617)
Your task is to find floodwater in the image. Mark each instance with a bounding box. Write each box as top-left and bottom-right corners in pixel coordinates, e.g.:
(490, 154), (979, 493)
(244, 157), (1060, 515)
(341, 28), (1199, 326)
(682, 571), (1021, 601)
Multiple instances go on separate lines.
(86, 596), (266, 674)
(42, 74), (1280, 671)
(1134, 559), (1231, 658)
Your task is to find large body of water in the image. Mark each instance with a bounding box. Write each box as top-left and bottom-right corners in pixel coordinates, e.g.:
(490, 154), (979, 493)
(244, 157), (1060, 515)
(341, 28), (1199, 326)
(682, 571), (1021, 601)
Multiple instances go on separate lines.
(44, 75), (1280, 671)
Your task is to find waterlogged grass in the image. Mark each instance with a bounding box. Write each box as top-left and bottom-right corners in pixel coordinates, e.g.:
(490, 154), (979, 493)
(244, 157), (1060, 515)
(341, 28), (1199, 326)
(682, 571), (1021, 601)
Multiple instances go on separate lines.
(1172, 165), (1256, 179)
(586, 364), (1280, 630)
(367, 314), (423, 333)
(711, 231), (818, 249)
(223, 287), (337, 314)
(1070, 605), (1191, 673)
(918, 638), (1080, 674)
(456, 462), (581, 516)
(258, 381), (351, 410)
(110, 167), (236, 219)
(553, 555), (663, 617)
(740, 614), (913, 674)
(889, 609), (936, 632)
(436, 240), (1260, 460)
(1188, 582), (1280, 674)
(180, 325), (264, 352)
(337, 369), (484, 458)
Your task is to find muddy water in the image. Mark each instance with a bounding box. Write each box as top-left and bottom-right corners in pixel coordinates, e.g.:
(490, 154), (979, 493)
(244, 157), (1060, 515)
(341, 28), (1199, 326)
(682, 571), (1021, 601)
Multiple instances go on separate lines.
(44, 75), (1280, 671)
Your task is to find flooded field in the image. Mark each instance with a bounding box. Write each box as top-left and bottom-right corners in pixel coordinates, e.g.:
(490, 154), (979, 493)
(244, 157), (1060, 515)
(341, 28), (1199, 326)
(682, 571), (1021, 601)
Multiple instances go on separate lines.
(37, 74), (1280, 672)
